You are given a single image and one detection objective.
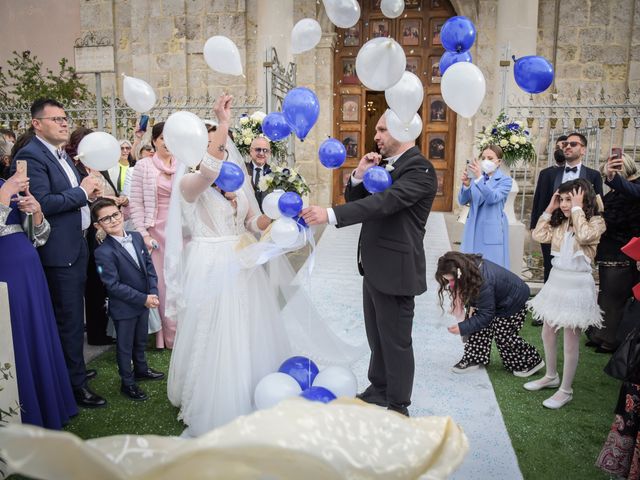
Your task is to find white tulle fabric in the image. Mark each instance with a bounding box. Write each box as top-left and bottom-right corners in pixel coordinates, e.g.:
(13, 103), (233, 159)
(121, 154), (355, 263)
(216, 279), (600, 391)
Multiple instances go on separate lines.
(528, 232), (603, 330)
(164, 140), (365, 436)
(0, 399), (469, 480)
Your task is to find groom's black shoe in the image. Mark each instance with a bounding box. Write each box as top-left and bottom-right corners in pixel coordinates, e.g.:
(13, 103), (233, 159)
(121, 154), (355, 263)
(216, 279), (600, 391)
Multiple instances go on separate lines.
(74, 386), (107, 408)
(387, 404), (410, 417)
(356, 385), (388, 407)
(134, 368), (165, 381)
(86, 369), (97, 380)
(121, 383), (148, 401)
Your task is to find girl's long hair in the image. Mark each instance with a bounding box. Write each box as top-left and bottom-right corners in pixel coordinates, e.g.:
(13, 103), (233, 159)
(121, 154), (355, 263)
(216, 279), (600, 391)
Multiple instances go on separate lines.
(435, 251), (484, 311)
(549, 178), (600, 227)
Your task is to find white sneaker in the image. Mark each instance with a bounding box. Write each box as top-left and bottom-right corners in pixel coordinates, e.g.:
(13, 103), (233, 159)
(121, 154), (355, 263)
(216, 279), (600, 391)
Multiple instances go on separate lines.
(523, 374), (560, 391)
(542, 388), (573, 409)
(513, 360), (545, 378)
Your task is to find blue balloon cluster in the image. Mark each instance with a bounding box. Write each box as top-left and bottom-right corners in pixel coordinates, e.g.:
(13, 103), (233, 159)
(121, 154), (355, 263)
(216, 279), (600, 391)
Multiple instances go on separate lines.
(363, 166), (393, 194)
(278, 191), (303, 218)
(215, 162), (245, 192)
(439, 50), (472, 76)
(262, 112), (292, 141)
(282, 87), (320, 141)
(513, 55), (554, 94)
(440, 16), (476, 54)
(278, 356), (319, 391)
(318, 138), (346, 169)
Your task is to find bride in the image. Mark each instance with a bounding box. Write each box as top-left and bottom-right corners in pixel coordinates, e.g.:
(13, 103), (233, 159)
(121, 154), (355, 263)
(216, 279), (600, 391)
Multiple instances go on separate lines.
(165, 95), (363, 437)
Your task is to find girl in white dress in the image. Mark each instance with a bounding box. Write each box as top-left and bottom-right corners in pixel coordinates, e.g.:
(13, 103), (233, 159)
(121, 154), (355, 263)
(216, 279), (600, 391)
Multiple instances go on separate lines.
(525, 179), (606, 409)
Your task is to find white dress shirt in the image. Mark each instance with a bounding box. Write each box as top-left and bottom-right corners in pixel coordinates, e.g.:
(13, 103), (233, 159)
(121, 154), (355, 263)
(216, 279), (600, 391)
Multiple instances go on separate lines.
(110, 232), (140, 268)
(561, 162), (582, 183)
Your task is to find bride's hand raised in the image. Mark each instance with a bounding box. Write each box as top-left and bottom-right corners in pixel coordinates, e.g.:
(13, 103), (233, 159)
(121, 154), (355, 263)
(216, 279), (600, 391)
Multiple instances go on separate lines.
(213, 93), (233, 126)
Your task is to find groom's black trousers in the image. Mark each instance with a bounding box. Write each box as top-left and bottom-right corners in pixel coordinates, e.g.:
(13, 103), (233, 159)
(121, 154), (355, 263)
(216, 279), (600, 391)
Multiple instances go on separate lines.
(362, 276), (415, 408)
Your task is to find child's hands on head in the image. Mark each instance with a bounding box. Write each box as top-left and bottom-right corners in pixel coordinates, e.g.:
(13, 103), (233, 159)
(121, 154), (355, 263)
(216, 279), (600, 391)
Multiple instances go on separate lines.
(545, 190), (560, 213)
(569, 186), (584, 208)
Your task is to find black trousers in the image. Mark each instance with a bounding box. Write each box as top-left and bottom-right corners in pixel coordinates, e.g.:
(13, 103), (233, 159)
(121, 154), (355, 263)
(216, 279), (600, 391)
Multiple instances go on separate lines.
(541, 243), (552, 283)
(362, 276), (415, 408)
(85, 226), (111, 344)
(43, 240), (89, 389)
(113, 311), (150, 386)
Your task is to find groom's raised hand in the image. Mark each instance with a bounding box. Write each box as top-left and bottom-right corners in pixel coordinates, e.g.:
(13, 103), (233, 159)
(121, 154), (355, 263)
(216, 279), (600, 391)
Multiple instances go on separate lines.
(354, 152), (382, 179)
(301, 206), (328, 225)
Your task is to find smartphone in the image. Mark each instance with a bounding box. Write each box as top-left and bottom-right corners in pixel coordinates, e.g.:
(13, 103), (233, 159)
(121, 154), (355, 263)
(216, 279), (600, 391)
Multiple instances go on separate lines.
(139, 115), (150, 132)
(466, 160), (474, 177)
(611, 147), (622, 159)
(16, 159), (27, 177)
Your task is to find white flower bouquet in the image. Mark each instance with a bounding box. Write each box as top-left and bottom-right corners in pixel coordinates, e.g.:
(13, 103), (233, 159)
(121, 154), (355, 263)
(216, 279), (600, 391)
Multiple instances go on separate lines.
(233, 111), (287, 160)
(476, 112), (535, 166)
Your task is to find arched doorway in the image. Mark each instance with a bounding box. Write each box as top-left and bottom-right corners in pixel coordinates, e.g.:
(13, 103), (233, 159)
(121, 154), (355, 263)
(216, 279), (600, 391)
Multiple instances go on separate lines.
(331, 0), (457, 211)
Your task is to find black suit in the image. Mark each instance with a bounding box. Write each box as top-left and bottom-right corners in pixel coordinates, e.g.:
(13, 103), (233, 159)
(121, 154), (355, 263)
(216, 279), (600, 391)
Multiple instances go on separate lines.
(530, 164), (603, 281)
(245, 162), (271, 210)
(333, 146), (437, 408)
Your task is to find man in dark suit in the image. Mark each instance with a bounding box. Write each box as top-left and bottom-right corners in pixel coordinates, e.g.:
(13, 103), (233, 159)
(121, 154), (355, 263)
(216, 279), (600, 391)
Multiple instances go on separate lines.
(245, 136), (272, 210)
(302, 113), (438, 416)
(11, 98), (106, 408)
(529, 132), (603, 324)
(92, 198), (164, 401)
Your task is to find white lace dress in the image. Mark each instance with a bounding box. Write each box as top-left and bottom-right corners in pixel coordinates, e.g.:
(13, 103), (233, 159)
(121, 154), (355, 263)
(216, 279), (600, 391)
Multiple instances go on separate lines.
(167, 187), (291, 435)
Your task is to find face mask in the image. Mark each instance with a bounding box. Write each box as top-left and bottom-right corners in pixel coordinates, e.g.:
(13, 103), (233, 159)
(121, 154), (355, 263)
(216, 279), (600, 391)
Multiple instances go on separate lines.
(480, 159), (498, 174)
(554, 149), (566, 165)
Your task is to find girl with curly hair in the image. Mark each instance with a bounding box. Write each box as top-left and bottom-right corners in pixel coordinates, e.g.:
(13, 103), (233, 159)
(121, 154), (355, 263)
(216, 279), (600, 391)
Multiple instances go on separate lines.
(525, 178), (606, 409)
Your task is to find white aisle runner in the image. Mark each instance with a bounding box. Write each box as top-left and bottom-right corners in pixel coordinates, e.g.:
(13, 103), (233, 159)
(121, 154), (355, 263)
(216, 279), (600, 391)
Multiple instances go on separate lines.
(301, 213), (522, 479)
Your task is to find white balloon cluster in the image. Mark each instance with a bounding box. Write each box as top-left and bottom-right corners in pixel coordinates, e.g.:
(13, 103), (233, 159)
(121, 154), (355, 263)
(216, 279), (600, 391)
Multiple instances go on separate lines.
(384, 71), (424, 142)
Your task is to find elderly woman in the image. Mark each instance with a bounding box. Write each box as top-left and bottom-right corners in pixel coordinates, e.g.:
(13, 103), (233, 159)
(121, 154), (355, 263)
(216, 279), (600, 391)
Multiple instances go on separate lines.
(588, 153), (640, 353)
(458, 145), (512, 268)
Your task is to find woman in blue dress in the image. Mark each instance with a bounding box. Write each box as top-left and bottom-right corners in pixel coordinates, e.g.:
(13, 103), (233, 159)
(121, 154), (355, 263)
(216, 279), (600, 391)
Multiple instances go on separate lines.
(0, 172), (77, 428)
(458, 145), (512, 268)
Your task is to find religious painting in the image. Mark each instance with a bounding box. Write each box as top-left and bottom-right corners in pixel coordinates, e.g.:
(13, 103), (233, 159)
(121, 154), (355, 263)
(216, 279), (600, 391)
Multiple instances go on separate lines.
(400, 19), (421, 46)
(370, 19), (390, 38)
(431, 18), (446, 46)
(341, 58), (359, 84)
(429, 96), (447, 122)
(344, 23), (361, 47)
(404, 0), (420, 8)
(428, 133), (446, 160)
(341, 131), (360, 158)
(406, 56), (421, 77)
(431, 0), (442, 8)
(436, 170), (445, 196)
(341, 95), (360, 122)
(429, 56), (442, 84)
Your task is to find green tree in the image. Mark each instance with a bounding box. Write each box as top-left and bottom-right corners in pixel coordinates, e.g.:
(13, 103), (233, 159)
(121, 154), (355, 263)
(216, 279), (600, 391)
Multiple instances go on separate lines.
(0, 50), (93, 109)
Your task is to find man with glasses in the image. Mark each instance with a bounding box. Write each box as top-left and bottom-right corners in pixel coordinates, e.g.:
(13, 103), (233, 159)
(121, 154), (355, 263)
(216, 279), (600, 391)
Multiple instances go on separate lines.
(245, 136), (272, 210)
(528, 132), (603, 324)
(10, 98), (107, 408)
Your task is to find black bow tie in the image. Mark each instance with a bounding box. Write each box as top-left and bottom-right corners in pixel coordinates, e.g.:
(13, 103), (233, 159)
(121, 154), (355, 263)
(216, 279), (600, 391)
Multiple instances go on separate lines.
(565, 166), (578, 173)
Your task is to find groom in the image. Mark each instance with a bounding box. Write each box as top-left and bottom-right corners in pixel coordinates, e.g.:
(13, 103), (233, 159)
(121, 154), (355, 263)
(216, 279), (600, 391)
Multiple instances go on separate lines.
(302, 113), (437, 415)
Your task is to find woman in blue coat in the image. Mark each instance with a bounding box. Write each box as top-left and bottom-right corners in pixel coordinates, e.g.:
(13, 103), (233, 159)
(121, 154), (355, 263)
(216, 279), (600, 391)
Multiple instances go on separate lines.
(458, 145), (512, 268)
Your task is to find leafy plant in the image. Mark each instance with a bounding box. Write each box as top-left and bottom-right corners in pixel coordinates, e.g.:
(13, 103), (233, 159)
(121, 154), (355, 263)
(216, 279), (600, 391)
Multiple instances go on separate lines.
(0, 362), (20, 479)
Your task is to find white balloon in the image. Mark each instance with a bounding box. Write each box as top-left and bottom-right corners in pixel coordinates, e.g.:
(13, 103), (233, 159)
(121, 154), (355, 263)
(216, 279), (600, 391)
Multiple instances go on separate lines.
(291, 19), (322, 54)
(384, 71), (424, 123)
(163, 111), (208, 168)
(77, 132), (120, 171)
(441, 62), (486, 118)
(122, 75), (156, 113)
(381, 0), (404, 18)
(271, 217), (299, 248)
(385, 109), (423, 142)
(254, 372), (302, 410)
(262, 190), (285, 220)
(322, 0), (361, 28)
(203, 36), (243, 76)
(355, 37), (406, 91)
(312, 366), (358, 398)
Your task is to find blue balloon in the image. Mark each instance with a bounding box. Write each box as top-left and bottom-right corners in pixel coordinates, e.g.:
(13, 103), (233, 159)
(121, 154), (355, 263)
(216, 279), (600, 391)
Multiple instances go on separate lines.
(439, 50), (472, 75)
(440, 16), (476, 53)
(363, 166), (392, 194)
(278, 356), (319, 390)
(278, 191), (303, 218)
(282, 87), (320, 141)
(318, 138), (346, 169)
(513, 55), (554, 94)
(215, 162), (244, 192)
(262, 112), (291, 141)
(300, 386), (336, 404)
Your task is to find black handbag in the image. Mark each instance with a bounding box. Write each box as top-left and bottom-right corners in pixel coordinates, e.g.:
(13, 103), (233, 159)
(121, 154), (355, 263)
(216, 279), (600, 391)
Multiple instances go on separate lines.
(604, 326), (640, 383)
(616, 298), (640, 345)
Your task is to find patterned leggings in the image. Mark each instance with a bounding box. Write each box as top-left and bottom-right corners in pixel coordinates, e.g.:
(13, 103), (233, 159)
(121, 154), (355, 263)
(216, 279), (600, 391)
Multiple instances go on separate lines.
(461, 306), (542, 372)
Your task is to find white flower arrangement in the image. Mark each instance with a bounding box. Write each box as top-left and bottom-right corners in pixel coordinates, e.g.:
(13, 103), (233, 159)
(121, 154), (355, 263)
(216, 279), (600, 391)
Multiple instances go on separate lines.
(232, 111), (287, 159)
(476, 112), (535, 167)
(258, 164), (310, 196)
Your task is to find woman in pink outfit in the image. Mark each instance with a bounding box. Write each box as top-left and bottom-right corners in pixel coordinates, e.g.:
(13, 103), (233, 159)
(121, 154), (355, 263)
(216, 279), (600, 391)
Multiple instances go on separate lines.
(129, 122), (176, 348)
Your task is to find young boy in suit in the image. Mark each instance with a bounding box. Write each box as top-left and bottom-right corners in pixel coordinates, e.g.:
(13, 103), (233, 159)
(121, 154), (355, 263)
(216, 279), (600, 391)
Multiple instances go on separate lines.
(91, 198), (164, 401)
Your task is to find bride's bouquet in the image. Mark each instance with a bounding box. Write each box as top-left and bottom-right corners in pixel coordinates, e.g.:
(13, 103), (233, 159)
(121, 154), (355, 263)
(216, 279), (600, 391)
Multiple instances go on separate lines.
(258, 164), (310, 197)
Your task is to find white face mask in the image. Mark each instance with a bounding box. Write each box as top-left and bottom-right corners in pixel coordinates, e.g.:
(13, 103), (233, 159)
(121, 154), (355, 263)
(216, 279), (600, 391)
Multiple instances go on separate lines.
(480, 159), (498, 174)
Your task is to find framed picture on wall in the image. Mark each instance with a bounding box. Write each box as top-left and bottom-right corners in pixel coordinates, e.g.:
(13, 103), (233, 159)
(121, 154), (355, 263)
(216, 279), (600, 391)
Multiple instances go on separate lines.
(341, 131), (360, 158)
(406, 56), (421, 77)
(431, 0), (443, 8)
(370, 19), (390, 38)
(371, 0), (382, 10)
(341, 58), (359, 84)
(405, 0), (420, 8)
(429, 56), (442, 84)
(341, 95), (360, 122)
(344, 23), (361, 47)
(427, 133), (446, 160)
(429, 96), (447, 122)
(436, 170), (445, 196)
(400, 19), (421, 46)
(431, 19), (446, 46)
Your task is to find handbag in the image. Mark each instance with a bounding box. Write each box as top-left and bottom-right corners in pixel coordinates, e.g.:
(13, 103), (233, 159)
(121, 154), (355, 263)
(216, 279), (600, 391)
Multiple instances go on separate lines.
(604, 326), (640, 384)
(617, 298), (640, 345)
